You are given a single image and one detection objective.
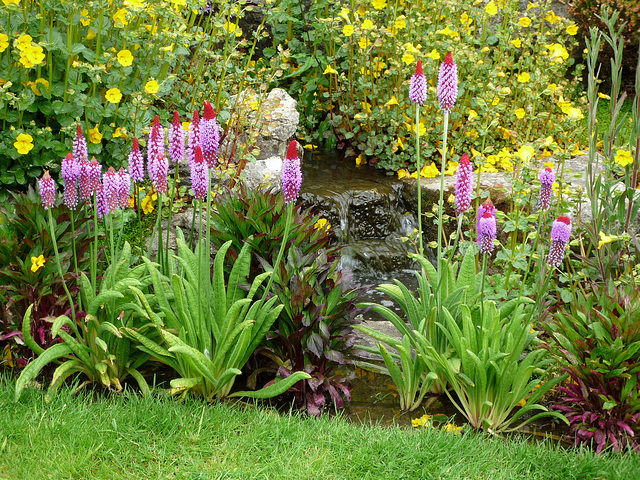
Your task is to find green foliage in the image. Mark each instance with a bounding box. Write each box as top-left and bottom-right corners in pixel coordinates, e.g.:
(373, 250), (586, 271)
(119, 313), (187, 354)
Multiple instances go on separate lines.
(416, 299), (566, 433)
(356, 248), (480, 410)
(544, 281), (640, 452)
(267, 0), (585, 172)
(123, 232), (310, 400)
(14, 242), (153, 401)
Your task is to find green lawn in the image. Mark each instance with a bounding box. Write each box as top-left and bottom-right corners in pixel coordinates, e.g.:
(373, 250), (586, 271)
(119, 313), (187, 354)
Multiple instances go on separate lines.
(1, 377), (638, 480)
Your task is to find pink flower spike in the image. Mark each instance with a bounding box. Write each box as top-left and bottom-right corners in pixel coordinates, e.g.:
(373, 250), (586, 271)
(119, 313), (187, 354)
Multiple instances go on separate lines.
(437, 52), (458, 112)
(538, 167), (555, 211)
(201, 101), (220, 169)
(169, 111), (185, 164)
(128, 137), (145, 183)
(455, 154), (472, 215)
(409, 60), (427, 105)
(117, 167), (131, 209)
(38, 170), (56, 210)
(102, 167), (119, 214)
(73, 125), (88, 163)
(188, 109), (201, 167)
(547, 216), (572, 267)
(148, 117), (169, 194)
(282, 141), (302, 204)
(191, 145), (209, 201)
(61, 153), (79, 209)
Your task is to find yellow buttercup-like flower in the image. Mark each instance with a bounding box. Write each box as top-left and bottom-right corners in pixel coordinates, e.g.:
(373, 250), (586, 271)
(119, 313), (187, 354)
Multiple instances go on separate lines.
(80, 8), (91, 26)
(385, 96), (399, 107)
(419, 162), (439, 178)
(113, 8), (128, 25)
(401, 52), (415, 65)
(343, 24), (354, 36)
(426, 49), (440, 60)
(117, 49), (133, 67)
(518, 17), (531, 27)
(614, 149), (633, 167)
(145, 80), (159, 94)
(362, 19), (374, 30)
(19, 45), (45, 68)
(2, 0), (20, 6)
(314, 218), (331, 231)
(0, 33), (9, 53)
(88, 125), (102, 144)
(544, 11), (560, 24)
(323, 65), (338, 75)
(566, 24), (578, 35)
(510, 39), (521, 48)
(517, 72), (530, 83)
(141, 195), (155, 214)
(515, 144), (535, 164)
(371, 0), (387, 10)
(28, 78), (49, 96)
(546, 43), (569, 63)
(515, 108), (526, 119)
(437, 26), (459, 38)
(358, 38), (370, 49)
(14, 133), (34, 155)
(105, 88), (122, 104)
(485, 1), (498, 15)
(30, 254), (46, 273)
(394, 15), (406, 30)
(598, 231), (617, 249)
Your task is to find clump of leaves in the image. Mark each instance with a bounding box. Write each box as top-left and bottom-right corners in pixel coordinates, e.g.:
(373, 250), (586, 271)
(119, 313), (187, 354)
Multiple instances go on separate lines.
(544, 281), (640, 453)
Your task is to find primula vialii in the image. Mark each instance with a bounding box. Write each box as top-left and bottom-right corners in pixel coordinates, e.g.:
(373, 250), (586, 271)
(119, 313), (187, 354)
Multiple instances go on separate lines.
(128, 137), (145, 184)
(437, 52), (458, 112)
(548, 216), (572, 267)
(281, 141), (302, 204)
(169, 111), (185, 164)
(538, 167), (555, 211)
(409, 60), (427, 105)
(201, 101), (220, 169)
(38, 171), (56, 210)
(191, 145), (209, 201)
(455, 154), (472, 215)
(61, 152), (79, 209)
(476, 200), (497, 254)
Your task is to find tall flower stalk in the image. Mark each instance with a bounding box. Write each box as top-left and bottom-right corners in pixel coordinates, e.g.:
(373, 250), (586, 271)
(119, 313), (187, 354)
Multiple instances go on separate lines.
(436, 52), (458, 269)
(409, 60), (427, 256)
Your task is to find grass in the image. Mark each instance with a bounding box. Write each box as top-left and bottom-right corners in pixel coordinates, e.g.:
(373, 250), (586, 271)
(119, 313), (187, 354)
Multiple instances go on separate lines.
(1, 377), (639, 480)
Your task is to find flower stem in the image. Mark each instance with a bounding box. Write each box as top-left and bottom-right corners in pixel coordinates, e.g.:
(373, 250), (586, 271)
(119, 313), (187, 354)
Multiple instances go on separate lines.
(415, 103), (423, 257)
(437, 111), (450, 271)
(47, 209), (76, 323)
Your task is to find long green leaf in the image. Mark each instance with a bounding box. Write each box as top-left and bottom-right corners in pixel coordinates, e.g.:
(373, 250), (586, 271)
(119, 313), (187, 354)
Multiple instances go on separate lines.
(14, 344), (73, 401)
(229, 371), (312, 399)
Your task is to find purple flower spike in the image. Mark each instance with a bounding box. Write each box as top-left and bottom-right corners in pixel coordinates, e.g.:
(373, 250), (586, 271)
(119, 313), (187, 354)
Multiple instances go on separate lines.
(538, 167), (555, 211)
(148, 116), (169, 194)
(103, 167), (119, 214)
(548, 216), (572, 267)
(476, 200), (496, 254)
(117, 167), (131, 209)
(61, 153), (79, 209)
(201, 101), (220, 169)
(38, 171), (56, 210)
(455, 153), (472, 215)
(409, 60), (427, 105)
(79, 157), (102, 203)
(128, 137), (145, 183)
(282, 141), (302, 204)
(73, 125), (88, 163)
(437, 52), (458, 112)
(169, 111), (185, 164)
(188, 110), (200, 167)
(96, 184), (109, 220)
(191, 145), (209, 201)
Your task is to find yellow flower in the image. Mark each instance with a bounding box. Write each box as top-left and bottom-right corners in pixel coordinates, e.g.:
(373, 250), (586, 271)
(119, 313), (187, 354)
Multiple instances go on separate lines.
(372, 0), (387, 10)
(343, 24), (354, 36)
(443, 423), (462, 435)
(614, 149), (633, 167)
(546, 43), (569, 63)
(141, 195), (154, 214)
(113, 8), (128, 25)
(2, 0), (20, 5)
(357, 6), (366, 15)
(414, 122), (426, 136)
(396, 137), (405, 150)
(485, 1), (498, 15)
(515, 145), (535, 164)
(426, 49), (440, 60)
(404, 42), (420, 54)
(385, 95), (399, 107)
(170, 0), (186, 5)
(113, 127), (127, 138)
(338, 7), (350, 22)
(598, 231), (617, 249)
(358, 38), (370, 49)
(323, 65), (338, 74)
(527, 2), (539, 9)
(444, 161), (458, 176)
(27, 78), (49, 96)
(30, 254), (46, 273)
(105, 87), (122, 104)
(566, 24), (579, 35)
(314, 218), (331, 231)
(436, 26), (459, 38)
(80, 8), (91, 26)
(145, 80), (159, 94)
(362, 19), (374, 30)
(401, 52), (415, 65)
(19, 45), (45, 68)
(468, 109), (478, 120)
(87, 28), (96, 40)
(517, 72), (530, 83)
(420, 162), (439, 178)
(510, 38), (521, 48)
(0, 33), (9, 53)
(547, 83), (558, 92)
(544, 11), (560, 24)
(16, 34), (32, 51)
(14, 133), (34, 155)
(515, 108), (526, 119)
(394, 16), (406, 30)
(88, 125), (102, 144)
(397, 168), (409, 179)
(117, 49), (133, 67)
(124, 0), (145, 8)
(598, 92), (611, 100)
(518, 16), (531, 27)
(224, 21), (238, 33)
(355, 154), (366, 166)
(412, 414), (432, 428)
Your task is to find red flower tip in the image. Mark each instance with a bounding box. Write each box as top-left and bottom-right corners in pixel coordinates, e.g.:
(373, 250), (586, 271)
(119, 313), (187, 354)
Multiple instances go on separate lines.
(415, 59), (423, 76)
(203, 101), (215, 120)
(43, 170), (51, 180)
(482, 210), (493, 218)
(132, 137), (139, 151)
(195, 144), (204, 163)
(286, 140), (298, 160)
(557, 216), (571, 225)
(153, 115), (160, 127)
(76, 125), (83, 136)
(172, 111), (180, 125)
(192, 109), (200, 123)
(445, 52), (454, 65)
(460, 153), (470, 165)
(545, 167), (552, 172)
(65, 152), (74, 162)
